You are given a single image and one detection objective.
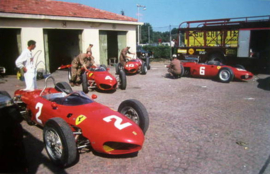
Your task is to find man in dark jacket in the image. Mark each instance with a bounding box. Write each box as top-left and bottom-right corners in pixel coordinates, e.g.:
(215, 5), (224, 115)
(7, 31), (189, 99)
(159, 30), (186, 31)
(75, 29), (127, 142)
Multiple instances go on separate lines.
(70, 51), (94, 86)
(119, 46), (135, 67)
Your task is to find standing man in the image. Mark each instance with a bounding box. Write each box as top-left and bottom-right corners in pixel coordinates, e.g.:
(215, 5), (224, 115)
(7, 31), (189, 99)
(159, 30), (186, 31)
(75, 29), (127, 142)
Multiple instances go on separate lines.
(86, 44), (93, 54)
(171, 39), (175, 54)
(15, 40), (37, 90)
(70, 51), (93, 86)
(119, 46), (135, 67)
(167, 54), (182, 78)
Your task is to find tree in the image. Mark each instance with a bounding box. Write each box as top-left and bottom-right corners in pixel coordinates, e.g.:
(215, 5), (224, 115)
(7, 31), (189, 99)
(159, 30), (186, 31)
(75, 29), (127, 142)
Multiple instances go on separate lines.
(139, 23), (178, 44)
(140, 23), (153, 44)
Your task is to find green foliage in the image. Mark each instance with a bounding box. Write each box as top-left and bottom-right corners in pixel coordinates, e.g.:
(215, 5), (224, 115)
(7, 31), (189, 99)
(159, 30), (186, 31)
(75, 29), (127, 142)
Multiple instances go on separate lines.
(143, 45), (171, 58)
(141, 23), (153, 44)
(139, 23), (178, 44)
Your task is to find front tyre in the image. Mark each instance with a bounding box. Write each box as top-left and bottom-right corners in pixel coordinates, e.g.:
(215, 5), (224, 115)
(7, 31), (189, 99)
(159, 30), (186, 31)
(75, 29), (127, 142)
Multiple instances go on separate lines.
(218, 67), (234, 83)
(146, 58), (151, 70)
(140, 62), (147, 75)
(119, 70), (127, 90)
(43, 118), (78, 168)
(82, 73), (89, 94)
(118, 99), (149, 134)
(234, 64), (245, 70)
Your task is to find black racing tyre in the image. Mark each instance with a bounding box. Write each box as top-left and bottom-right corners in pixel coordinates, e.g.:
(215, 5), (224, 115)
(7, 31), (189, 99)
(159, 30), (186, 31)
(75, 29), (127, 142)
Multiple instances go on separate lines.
(183, 67), (191, 77)
(115, 63), (122, 75)
(55, 82), (73, 94)
(180, 64), (184, 77)
(118, 99), (149, 134)
(146, 58), (151, 70)
(100, 64), (107, 71)
(119, 70), (127, 90)
(140, 62), (147, 75)
(217, 67), (234, 83)
(68, 67), (72, 82)
(208, 52), (224, 63)
(0, 91), (11, 99)
(82, 73), (89, 94)
(43, 118), (78, 168)
(234, 64), (245, 70)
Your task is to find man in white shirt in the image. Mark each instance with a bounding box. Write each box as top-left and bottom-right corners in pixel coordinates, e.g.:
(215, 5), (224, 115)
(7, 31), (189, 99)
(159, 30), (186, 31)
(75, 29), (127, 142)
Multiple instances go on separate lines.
(171, 39), (175, 54)
(15, 40), (37, 90)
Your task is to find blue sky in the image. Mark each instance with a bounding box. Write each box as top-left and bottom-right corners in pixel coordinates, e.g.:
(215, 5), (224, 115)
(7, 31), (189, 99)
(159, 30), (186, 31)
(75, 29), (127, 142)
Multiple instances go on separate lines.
(60, 0), (270, 31)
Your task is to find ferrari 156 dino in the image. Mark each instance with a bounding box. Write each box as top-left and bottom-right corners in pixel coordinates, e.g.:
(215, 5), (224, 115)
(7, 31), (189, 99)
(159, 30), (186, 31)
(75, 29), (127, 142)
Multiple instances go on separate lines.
(182, 61), (253, 83)
(116, 58), (148, 75)
(13, 76), (149, 167)
(68, 65), (126, 93)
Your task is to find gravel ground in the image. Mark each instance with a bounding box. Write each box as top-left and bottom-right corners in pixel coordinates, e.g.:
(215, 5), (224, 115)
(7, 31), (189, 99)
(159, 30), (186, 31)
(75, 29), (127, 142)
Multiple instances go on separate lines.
(1, 61), (270, 174)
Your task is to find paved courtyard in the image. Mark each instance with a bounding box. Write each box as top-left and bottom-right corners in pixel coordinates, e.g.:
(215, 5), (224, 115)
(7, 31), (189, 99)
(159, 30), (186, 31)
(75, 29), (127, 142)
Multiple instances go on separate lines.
(1, 61), (270, 174)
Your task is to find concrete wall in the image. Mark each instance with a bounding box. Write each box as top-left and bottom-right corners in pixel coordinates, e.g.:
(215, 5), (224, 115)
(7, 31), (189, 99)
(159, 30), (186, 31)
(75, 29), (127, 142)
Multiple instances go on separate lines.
(0, 18), (137, 70)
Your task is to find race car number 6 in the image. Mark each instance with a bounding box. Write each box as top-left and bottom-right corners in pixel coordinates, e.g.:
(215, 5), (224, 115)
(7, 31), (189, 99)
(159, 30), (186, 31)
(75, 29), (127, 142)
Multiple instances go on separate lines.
(200, 67), (205, 75)
(35, 102), (43, 124)
(103, 115), (132, 130)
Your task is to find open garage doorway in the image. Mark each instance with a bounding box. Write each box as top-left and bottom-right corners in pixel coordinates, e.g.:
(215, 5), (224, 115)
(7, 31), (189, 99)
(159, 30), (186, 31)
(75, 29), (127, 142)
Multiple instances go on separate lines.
(0, 29), (20, 75)
(44, 29), (82, 73)
(99, 31), (127, 66)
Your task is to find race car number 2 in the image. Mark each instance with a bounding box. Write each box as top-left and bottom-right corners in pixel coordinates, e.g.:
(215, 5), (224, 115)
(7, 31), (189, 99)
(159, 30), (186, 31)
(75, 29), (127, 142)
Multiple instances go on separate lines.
(35, 102), (43, 124)
(103, 115), (132, 130)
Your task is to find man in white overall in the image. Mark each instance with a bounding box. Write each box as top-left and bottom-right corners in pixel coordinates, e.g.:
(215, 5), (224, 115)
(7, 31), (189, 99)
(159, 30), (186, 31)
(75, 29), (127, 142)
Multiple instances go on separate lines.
(15, 40), (37, 90)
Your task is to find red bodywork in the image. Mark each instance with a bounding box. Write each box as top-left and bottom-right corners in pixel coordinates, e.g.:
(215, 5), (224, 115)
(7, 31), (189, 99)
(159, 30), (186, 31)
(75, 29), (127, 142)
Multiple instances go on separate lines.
(182, 62), (253, 80)
(14, 88), (144, 155)
(124, 59), (143, 74)
(85, 67), (118, 90)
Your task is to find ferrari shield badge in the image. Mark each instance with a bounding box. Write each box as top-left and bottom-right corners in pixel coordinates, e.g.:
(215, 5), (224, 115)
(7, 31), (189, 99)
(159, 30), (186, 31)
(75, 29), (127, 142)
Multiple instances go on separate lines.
(75, 115), (87, 125)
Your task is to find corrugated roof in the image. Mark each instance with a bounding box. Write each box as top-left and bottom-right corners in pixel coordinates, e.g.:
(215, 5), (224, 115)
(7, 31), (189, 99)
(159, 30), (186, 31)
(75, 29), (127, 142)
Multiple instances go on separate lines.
(0, 0), (137, 22)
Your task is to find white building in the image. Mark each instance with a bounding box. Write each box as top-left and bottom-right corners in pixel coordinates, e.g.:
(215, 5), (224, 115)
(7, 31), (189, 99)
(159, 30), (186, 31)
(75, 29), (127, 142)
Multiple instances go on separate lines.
(0, 0), (142, 74)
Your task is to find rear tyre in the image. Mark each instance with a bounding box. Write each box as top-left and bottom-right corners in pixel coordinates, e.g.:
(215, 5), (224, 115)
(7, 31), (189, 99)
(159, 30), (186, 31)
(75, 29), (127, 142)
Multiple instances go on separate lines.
(218, 67), (234, 83)
(55, 82), (73, 94)
(68, 68), (72, 81)
(43, 118), (78, 168)
(100, 64), (107, 70)
(115, 63), (122, 75)
(82, 73), (89, 94)
(119, 70), (127, 90)
(180, 64), (184, 78)
(140, 62), (147, 75)
(118, 99), (149, 134)
(208, 53), (224, 63)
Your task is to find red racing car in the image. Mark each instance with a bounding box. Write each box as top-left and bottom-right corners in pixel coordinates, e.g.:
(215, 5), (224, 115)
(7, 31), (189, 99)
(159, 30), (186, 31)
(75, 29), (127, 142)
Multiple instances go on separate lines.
(182, 61), (253, 83)
(68, 65), (126, 93)
(13, 76), (149, 167)
(116, 58), (148, 75)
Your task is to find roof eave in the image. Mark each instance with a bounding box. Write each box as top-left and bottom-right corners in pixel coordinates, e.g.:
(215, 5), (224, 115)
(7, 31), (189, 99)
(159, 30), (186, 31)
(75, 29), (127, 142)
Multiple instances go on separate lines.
(0, 12), (144, 25)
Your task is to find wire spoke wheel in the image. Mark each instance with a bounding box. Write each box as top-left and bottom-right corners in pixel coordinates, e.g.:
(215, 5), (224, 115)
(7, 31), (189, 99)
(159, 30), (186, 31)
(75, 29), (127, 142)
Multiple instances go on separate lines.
(44, 129), (63, 160)
(43, 118), (78, 167)
(120, 107), (140, 124)
(118, 99), (149, 134)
